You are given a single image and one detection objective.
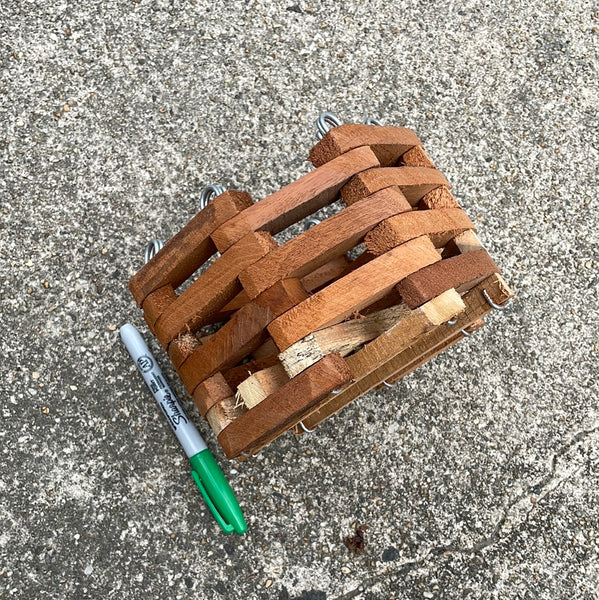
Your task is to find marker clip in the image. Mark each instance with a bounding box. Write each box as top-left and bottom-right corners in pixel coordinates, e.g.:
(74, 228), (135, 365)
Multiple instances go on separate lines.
(190, 469), (235, 534)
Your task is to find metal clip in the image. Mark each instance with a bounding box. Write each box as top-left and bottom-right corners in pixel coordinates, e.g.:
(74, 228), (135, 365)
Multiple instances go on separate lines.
(483, 289), (510, 311)
(199, 184), (226, 210)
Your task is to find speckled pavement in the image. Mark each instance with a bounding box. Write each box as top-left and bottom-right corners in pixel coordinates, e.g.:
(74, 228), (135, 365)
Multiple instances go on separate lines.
(1, 2), (598, 599)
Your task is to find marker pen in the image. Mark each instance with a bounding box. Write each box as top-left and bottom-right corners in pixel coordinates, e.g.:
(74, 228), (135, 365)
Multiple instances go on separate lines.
(119, 323), (246, 535)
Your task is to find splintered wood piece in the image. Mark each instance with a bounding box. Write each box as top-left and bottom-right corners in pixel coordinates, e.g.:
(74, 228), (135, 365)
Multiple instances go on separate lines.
(301, 255), (351, 292)
(168, 332), (201, 369)
(442, 229), (484, 257)
(419, 186), (459, 209)
(268, 236), (441, 351)
(239, 187), (412, 298)
(365, 208), (475, 256)
(223, 355), (281, 389)
(142, 285), (177, 329)
(217, 353), (352, 458)
(340, 167), (450, 206)
(210, 146), (380, 252)
(206, 399), (247, 436)
(236, 364), (290, 409)
(279, 303), (412, 378)
(153, 231), (277, 347)
(399, 146), (435, 168)
(129, 190), (253, 306)
(177, 279), (307, 395)
(301, 274), (514, 428)
(178, 301), (273, 395)
(308, 124), (421, 168)
(396, 249), (500, 309)
(193, 372), (234, 418)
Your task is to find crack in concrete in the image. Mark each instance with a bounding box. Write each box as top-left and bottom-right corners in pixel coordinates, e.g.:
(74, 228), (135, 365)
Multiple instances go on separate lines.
(329, 424), (598, 600)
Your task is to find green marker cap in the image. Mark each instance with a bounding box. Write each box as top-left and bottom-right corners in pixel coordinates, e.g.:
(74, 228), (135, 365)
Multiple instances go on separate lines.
(190, 449), (247, 535)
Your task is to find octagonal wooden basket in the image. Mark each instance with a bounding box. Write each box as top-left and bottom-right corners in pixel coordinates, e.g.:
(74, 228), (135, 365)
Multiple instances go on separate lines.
(129, 122), (514, 459)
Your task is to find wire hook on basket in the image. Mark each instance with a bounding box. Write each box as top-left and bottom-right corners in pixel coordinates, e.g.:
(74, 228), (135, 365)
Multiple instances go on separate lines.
(143, 238), (164, 265)
(483, 289), (511, 311)
(199, 184), (227, 210)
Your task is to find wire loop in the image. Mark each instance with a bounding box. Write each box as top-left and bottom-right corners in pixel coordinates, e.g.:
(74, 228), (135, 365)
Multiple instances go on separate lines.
(143, 239), (164, 265)
(298, 421), (315, 433)
(483, 289), (510, 311)
(199, 184), (227, 210)
(316, 112), (343, 139)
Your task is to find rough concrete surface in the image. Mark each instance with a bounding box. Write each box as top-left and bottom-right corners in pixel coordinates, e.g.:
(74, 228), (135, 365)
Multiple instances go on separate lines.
(1, 1), (598, 598)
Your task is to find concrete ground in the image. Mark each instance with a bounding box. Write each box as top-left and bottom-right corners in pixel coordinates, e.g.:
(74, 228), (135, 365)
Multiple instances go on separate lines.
(1, 1), (597, 598)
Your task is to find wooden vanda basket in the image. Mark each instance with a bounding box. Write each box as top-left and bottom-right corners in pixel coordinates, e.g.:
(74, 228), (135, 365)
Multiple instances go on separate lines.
(129, 115), (514, 459)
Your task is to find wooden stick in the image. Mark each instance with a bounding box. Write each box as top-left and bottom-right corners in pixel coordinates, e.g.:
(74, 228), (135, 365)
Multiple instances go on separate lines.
(364, 208), (475, 256)
(129, 190), (253, 306)
(419, 186), (459, 210)
(153, 231), (277, 347)
(442, 229), (484, 257)
(267, 236), (442, 351)
(192, 373), (247, 436)
(193, 372), (234, 418)
(308, 124), (421, 167)
(300, 274), (514, 428)
(178, 301), (272, 395)
(222, 355), (281, 390)
(279, 303), (412, 378)
(210, 146), (380, 252)
(239, 187), (412, 298)
(340, 166), (450, 206)
(398, 145), (435, 168)
(301, 255), (351, 292)
(176, 278), (308, 395)
(217, 353), (352, 458)
(236, 364), (290, 409)
(396, 249), (500, 309)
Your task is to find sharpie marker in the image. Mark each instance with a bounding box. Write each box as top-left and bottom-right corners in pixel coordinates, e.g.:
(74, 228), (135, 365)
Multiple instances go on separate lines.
(119, 324), (246, 535)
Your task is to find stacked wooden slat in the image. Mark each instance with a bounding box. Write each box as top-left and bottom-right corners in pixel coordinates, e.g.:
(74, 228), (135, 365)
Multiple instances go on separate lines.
(129, 123), (514, 459)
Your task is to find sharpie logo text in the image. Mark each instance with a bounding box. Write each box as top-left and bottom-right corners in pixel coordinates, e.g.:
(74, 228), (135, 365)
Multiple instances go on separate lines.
(161, 390), (188, 429)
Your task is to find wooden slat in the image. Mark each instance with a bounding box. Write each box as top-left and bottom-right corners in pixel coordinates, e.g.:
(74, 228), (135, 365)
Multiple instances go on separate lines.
(193, 372), (235, 418)
(217, 353), (352, 458)
(442, 229), (484, 257)
(153, 231), (277, 347)
(399, 145), (435, 168)
(178, 301), (273, 395)
(301, 255), (351, 292)
(267, 236), (442, 351)
(278, 303), (412, 378)
(365, 208), (475, 256)
(396, 249), (500, 309)
(340, 166), (450, 206)
(210, 146), (380, 252)
(300, 274), (514, 428)
(206, 399), (246, 436)
(239, 187), (412, 298)
(176, 278), (308, 395)
(236, 364), (290, 409)
(308, 124), (421, 167)
(129, 190), (253, 306)
(419, 186), (459, 210)
(223, 355), (281, 390)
